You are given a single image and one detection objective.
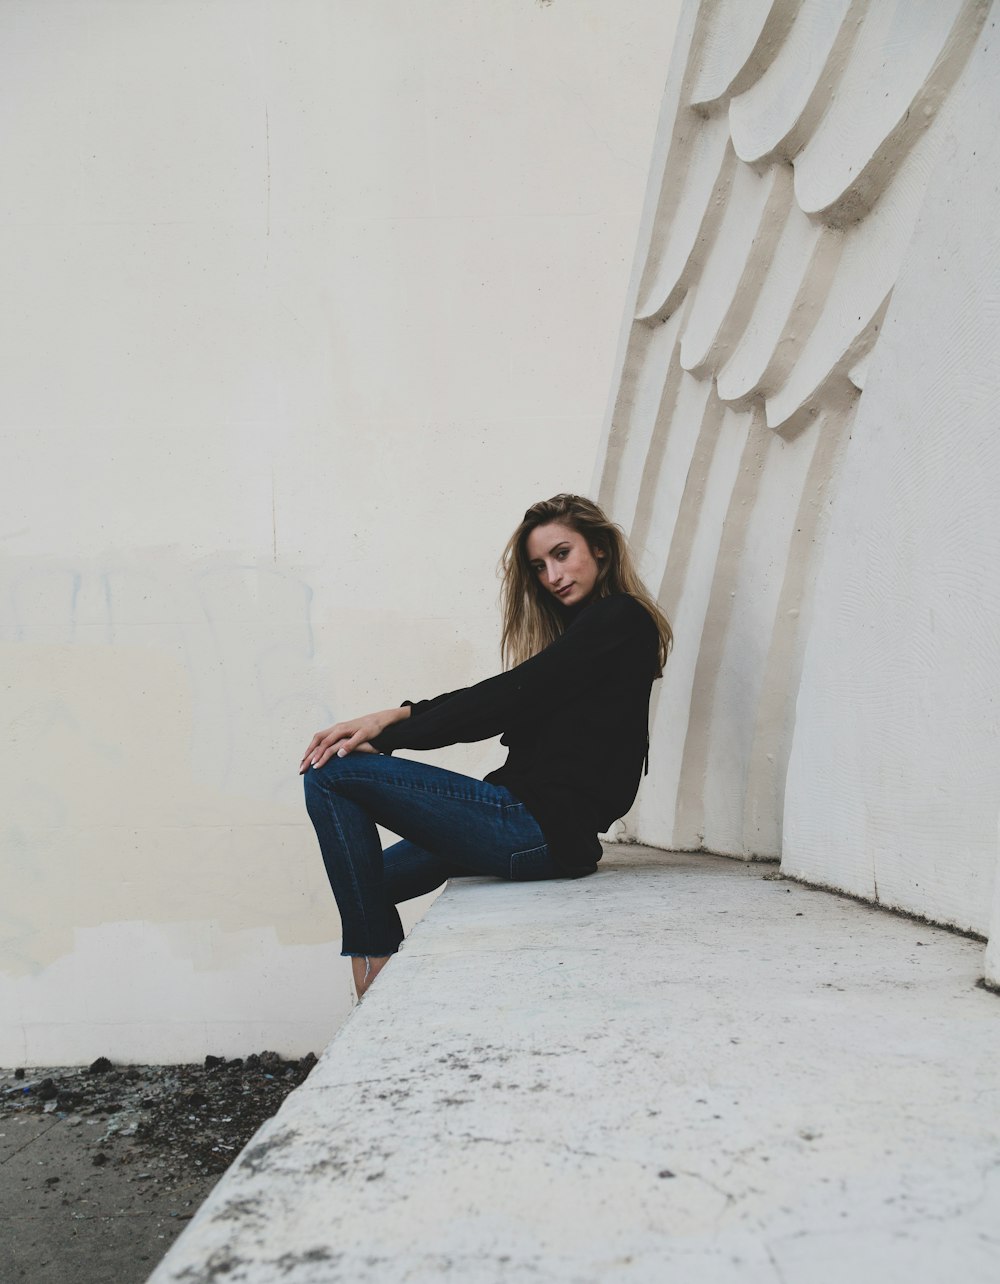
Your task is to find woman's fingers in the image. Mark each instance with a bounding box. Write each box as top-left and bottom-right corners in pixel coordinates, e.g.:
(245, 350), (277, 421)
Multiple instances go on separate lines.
(334, 728), (368, 758)
(300, 726), (344, 772)
(311, 743), (338, 769)
(299, 715), (385, 772)
(331, 737), (379, 760)
(311, 734), (352, 770)
(301, 736), (378, 773)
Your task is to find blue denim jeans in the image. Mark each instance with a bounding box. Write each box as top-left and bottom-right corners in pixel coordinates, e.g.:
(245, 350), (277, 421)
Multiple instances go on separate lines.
(303, 751), (564, 957)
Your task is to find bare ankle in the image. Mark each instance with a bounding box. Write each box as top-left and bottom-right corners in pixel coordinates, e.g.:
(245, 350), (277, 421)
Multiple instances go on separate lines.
(351, 953), (392, 999)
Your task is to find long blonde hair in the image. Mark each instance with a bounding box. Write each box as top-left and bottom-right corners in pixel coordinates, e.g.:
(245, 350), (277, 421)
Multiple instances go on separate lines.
(498, 493), (673, 677)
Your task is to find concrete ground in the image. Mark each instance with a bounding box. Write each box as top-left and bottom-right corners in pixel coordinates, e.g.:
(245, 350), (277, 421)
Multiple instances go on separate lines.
(0, 1111), (217, 1283)
(0, 1055), (314, 1282)
(32, 845), (1000, 1282)
(147, 844), (1000, 1283)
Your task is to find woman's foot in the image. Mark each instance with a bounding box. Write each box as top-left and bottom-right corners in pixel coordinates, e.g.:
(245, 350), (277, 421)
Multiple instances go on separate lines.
(352, 954), (391, 1000)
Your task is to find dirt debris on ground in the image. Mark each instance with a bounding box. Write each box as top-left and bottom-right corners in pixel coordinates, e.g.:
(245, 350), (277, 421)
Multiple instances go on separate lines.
(0, 1051), (318, 1284)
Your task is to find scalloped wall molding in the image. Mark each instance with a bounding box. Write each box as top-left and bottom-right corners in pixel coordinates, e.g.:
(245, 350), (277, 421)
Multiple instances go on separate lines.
(594, 0), (1000, 979)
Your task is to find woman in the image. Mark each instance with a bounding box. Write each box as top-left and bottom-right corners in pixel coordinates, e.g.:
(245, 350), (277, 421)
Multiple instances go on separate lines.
(300, 494), (672, 1000)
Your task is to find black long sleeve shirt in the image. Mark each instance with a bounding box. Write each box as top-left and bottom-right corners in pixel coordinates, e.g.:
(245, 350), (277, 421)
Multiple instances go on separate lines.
(369, 592), (659, 877)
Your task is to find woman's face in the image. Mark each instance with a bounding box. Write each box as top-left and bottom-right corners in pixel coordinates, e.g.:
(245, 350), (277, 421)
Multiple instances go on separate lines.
(525, 521), (603, 608)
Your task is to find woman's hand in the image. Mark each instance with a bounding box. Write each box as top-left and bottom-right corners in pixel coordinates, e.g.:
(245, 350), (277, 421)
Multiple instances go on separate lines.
(299, 707), (409, 773)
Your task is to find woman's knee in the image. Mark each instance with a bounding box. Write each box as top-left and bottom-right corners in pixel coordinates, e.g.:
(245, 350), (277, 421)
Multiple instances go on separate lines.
(303, 751), (384, 798)
(303, 754), (346, 807)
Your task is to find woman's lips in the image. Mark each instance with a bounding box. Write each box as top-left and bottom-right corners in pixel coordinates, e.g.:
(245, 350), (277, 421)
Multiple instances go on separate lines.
(556, 585), (574, 597)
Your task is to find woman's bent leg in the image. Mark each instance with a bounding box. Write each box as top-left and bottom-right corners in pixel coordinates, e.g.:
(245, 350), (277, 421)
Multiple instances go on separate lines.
(304, 760), (406, 957)
(303, 752), (551, 958)
(380, 838), (456, 905)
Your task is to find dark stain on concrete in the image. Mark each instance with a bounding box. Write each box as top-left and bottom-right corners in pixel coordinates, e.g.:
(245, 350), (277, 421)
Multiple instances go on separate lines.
(239, 1127), (299, 1175)
(212, 1196), (267, 1226)
(176, 1249), (249, 1282)
(273, 1246), (340, 1274)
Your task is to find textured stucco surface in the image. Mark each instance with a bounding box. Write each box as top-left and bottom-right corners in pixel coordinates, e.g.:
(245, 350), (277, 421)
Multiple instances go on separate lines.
(783, 23), (1000, 935)
(150, 845), (1000, 1283)
(594, 0), (1000, 969)
(0, 0), (683, 1063)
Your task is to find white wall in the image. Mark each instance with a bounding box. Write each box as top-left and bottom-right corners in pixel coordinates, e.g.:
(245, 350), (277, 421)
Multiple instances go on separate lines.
(0, 0), (683, 1064)
(594, 0), (1000, 970)
(782, 23), (1000, 938)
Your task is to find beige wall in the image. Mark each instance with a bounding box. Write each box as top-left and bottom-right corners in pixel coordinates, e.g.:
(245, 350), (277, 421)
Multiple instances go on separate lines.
(0, 0), (683, 1063)
(595, 0), (1000, 974)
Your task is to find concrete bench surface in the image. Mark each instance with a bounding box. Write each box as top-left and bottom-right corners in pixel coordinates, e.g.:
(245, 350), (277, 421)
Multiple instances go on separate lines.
(149, 845), (1000, 1283)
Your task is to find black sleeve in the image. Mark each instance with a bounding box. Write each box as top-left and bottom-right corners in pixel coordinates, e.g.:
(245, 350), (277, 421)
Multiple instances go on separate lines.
(370, 595), (648, 753)
(402, 691), (469, 718)
(375, 694), (469, 757)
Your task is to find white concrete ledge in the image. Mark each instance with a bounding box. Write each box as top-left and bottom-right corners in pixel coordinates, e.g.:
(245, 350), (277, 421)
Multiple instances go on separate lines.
(149, 845), (1000, 1283)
